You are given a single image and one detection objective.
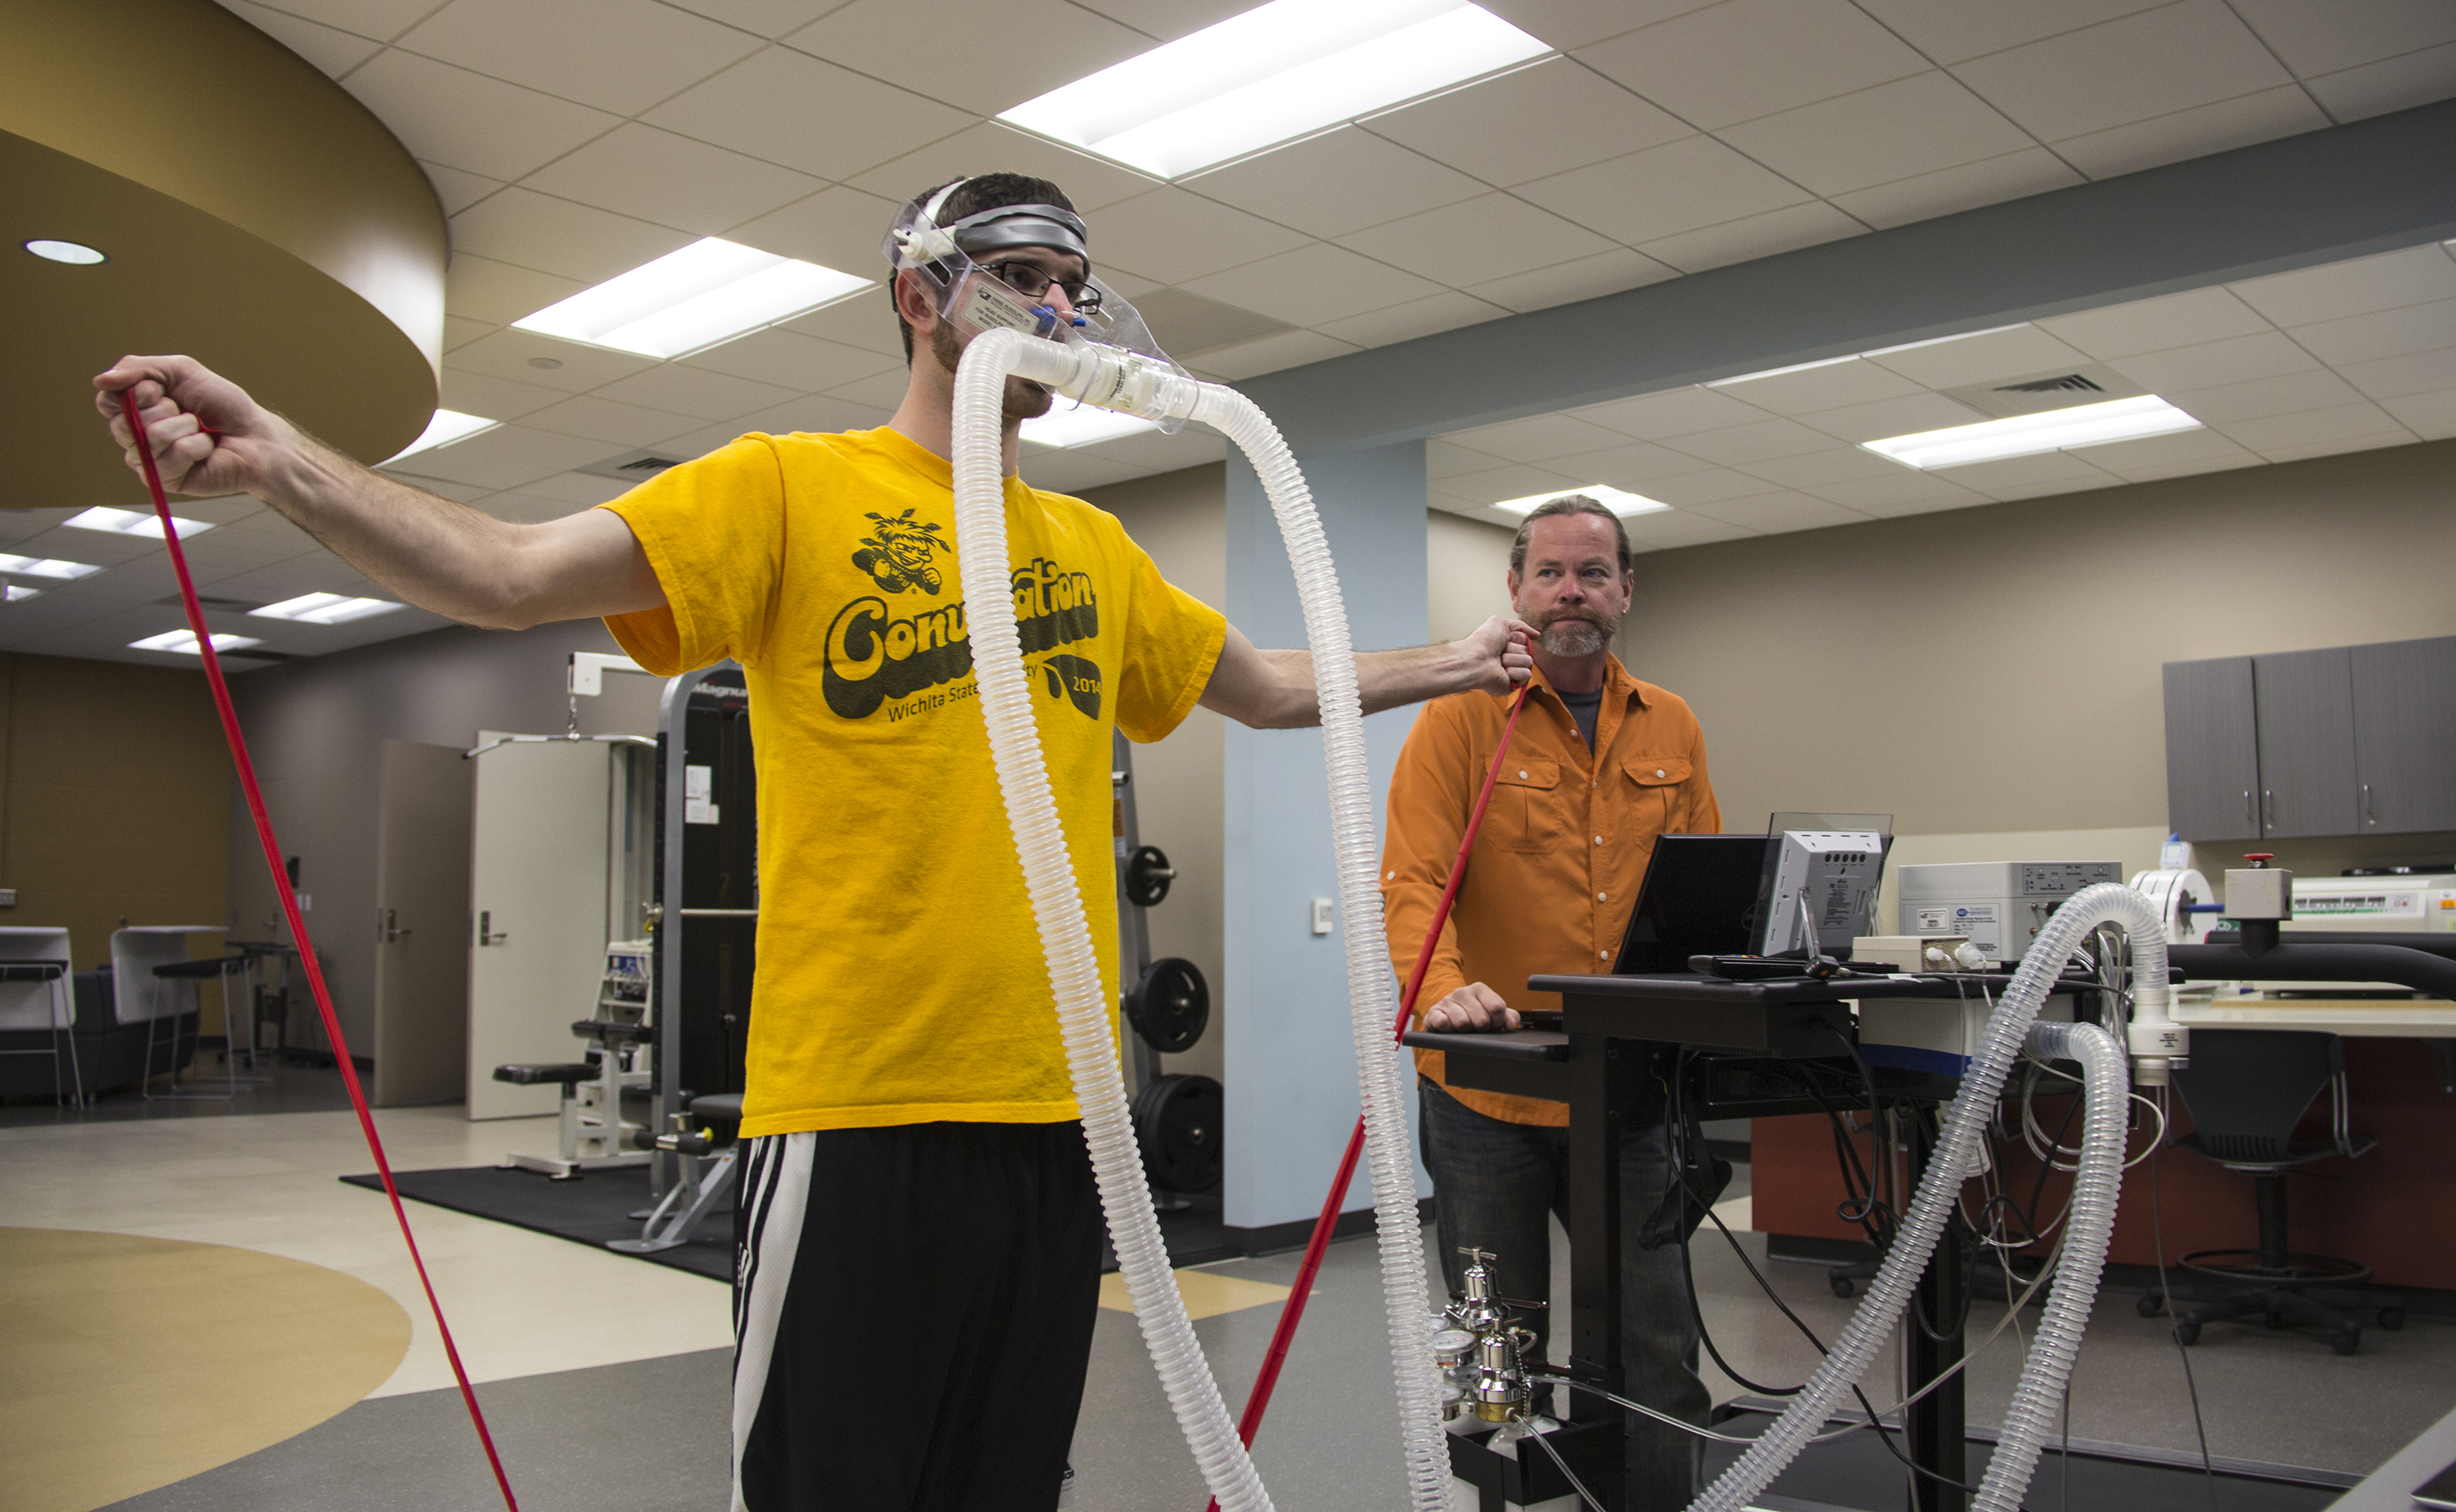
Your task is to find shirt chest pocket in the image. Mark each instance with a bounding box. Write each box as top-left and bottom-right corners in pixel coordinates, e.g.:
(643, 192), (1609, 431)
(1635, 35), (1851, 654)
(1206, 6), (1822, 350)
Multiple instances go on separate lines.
(1493, 759), (1567, 854)
(1622, 756), (1694, 851)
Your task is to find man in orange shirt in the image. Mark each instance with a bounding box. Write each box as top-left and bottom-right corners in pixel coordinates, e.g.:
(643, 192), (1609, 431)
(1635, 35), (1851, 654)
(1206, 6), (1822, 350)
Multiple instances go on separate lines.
(1381, 495), (1721, 1510)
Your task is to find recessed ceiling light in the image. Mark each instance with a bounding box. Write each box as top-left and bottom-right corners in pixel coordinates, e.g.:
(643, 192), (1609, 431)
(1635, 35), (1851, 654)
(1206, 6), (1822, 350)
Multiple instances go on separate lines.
(25, 239), (106, 265)
(65, 506), (214, 539)
(250, 592), (404, 625)
(384, 409), (500, 464)
(1863, 395), (2201, 469)
(1859, 324), (2029, 359)
(1490, 486), (1671, 517)
(129, 630), (260, 654)
(0, 553), (102, 580)
(1708, 354), (1861, 387)
(1021, 408), (1162, 448)
(1001, 0), (1553, 179)
(3, 585), (40, 603)
(512, 237), (873, 359)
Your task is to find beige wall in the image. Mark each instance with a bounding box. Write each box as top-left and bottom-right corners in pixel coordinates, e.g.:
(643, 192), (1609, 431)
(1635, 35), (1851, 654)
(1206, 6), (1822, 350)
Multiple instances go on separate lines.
(1083, 463), (1229, 1087)
(1428, 510), (1518, 644)
(1614, 436), (2456, 924)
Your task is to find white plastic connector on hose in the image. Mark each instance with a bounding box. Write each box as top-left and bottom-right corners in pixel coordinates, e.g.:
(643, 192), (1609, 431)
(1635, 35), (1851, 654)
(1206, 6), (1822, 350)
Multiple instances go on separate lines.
(2126, 981), (2186, 1086)
(1689, 883), (2165, 1512)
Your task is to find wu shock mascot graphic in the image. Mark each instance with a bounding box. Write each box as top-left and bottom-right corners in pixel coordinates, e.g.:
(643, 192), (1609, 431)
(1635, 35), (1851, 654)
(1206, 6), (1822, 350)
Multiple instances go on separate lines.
(823, 520), (1105, 723)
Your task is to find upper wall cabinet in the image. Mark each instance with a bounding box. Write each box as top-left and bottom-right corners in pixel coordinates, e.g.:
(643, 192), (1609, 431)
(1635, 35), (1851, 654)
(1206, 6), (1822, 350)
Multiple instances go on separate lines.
(2165, 635), (2456, 842)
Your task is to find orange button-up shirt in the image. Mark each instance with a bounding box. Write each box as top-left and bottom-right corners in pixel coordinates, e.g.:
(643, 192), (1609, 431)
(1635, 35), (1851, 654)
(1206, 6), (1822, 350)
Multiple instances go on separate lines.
(1380, 657), (1722, 1127)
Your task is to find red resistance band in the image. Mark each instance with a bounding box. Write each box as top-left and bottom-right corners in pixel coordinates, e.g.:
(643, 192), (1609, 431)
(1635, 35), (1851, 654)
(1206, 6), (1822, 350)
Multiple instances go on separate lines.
(118, 392), (521, 1512)
(1207, 680), (1533, 1510)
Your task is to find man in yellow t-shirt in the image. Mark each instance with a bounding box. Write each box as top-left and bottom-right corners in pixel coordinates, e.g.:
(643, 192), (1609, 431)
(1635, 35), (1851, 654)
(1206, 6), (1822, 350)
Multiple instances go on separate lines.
(97, 171), (1531, 1512)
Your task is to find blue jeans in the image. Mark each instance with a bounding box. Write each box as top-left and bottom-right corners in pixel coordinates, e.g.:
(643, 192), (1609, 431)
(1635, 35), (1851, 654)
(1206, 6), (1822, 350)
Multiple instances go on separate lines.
(1419, 1076), (1707, 1512)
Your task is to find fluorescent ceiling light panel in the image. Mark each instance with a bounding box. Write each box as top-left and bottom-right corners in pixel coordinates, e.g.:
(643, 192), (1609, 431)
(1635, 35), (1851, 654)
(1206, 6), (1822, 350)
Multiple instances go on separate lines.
(1020, 408), (1162, 448)
(386, 409), (500, 464)
(1859, 323), (2028, 359)
(1000, 0), (1552, 178)
(129, 630), (260, 654)
(25, 239), (106, 264)
(1864, 395), (2201, 469)
(3, 585), (39, 602)
(0, 553), (102, 580)
(250, 592), (404, 625)
(65, 506), (214, 539)
(512, 238), (873, 359)
(1709, 354), (1860, 387)
(1490, 485), (1670, 517)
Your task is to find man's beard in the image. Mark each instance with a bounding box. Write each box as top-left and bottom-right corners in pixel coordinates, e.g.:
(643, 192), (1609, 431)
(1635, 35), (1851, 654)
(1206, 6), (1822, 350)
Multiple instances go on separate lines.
(1534, 607), (1615, 658)
(932, 323), (1055, 421)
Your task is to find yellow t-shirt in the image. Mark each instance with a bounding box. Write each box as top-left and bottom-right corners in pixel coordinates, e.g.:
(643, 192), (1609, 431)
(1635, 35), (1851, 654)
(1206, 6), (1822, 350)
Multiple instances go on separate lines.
(601, 427), (1226, 1138)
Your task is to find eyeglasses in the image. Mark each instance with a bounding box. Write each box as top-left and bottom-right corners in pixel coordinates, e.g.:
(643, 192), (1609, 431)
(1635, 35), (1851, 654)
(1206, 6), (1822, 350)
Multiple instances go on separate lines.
(981, 260), (1102, 315)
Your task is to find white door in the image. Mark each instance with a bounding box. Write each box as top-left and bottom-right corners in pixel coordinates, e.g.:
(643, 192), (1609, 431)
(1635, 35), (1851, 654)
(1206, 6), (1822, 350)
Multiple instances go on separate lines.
(372, 741), (472, 1107)
(466, 738), (612, 1119)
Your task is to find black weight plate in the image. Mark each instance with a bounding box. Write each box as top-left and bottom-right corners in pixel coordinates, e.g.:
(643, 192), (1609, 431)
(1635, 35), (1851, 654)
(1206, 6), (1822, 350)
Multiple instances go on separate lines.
(1133, 1072), (1222, 1193)
(1126, 956), (1208, 1054)
(1124, 845), (1175, 908)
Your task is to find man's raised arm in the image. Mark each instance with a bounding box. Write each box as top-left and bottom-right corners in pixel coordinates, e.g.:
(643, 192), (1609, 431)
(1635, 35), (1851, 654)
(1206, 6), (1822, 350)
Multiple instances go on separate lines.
(95, 355), (665, 631)
(1198, 616), (1533, 729)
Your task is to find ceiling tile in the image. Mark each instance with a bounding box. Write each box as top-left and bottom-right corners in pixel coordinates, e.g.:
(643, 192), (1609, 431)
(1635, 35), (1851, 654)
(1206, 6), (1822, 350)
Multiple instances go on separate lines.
(1799, 468), (1988, 512)
(1082, 188), (1316, 283)
(643, 48), (975, 182)
(342, 48), (623, 181)
(1730, 445), (1911, 490)
(2164, 368), (2366, 424)
(2035, 286), (2275, 359)
(1683, 491), (1869, 532)
(2285, 295), (2456, 367)
(1860, 324), (2091, 388)
(1629, 466), (1786, 506)
(2105, 330), (2322, 393)
(658, 0), (850, 38)
(1335, 193), (1619, 287)
(1829, 148), (2083, 231)
(1183, 330), (1361, 384)
(2071, 424), (2264, 481)
(1928, 449), (2121, 498)
(822, 371), (913, 409)
(684, 328), (903, 391)
(381, 423), (610, 490)
(1792, 390), (1989, 442)
(1186, 129), (1486, 241)
(1569, 386), (1768, 439)
(1438, 463), (1591, 508)
(518, 395), (703, 447)
(449, 188), (695, 283)
(1312, 292), (1512, 350)
(783, 0), (1151, 117)
(1124, 288), (1293, 356)
(1466, 249), (1680, 313)
(518, 471), (639, 506)
(397, 0), (761, 115)
(591, 364), (802, 420)
(1703, 357), (1926, 415)
(520, 124), (825, 237)
(442, 254), (585, 326)
(780, 292), (910, 356)
(2303, 41), (2456, 122)
(1717, 71), (2037, 198)
(1656, 416), (1841, 466)
(1621, 510), (1759, 548)
(436, 368), (567, 420)
(2251, 430), (2420, 464)
(1064, 0), (1259, 41)
(2047, 85), (2329, 181)
(442, 314), (494, 350)
(1066, 427), (1230, 473)
(2225, 0), (2456, 78)
(728, 184), (906, 281)
(1427, 440), (1503, 479)
(1577, 0), (1929, 131)
(2335, 346), (2456, 401)
(224, 2), (383, 76)
(1637, 201), (1866, 275)
(444, 327), (661, 390)
(239, 0), (442, 43)
(2214, 401), (2411, 454)
(1542, 439), (1731, 487)
(1360, 57), (1691, 188)
(1517, 135), (1812, 246)
(1852, 0), (2168, 66)
(1478, 0), (1719, 52)
(418, 160), (503, 215)
(1951, 0), (2294, 143)
(1020, 451), (1150, 497)
(1184, 243), (1442, 328)
(2377, 386), (2456, 440)
(1444, 413), (1634, 464)
(845, 122), (1163, 214)
(2229, 242), (2456, 326)
(734, 394), (898, 439)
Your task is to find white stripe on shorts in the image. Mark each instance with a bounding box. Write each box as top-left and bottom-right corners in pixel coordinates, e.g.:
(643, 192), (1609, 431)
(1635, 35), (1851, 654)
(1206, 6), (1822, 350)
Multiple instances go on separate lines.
(731, 1131), (813, 1512)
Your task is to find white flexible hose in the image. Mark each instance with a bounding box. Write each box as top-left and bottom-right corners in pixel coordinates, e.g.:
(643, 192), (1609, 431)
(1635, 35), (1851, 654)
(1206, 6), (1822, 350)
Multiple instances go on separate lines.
(1689, 882), (2166, 1512)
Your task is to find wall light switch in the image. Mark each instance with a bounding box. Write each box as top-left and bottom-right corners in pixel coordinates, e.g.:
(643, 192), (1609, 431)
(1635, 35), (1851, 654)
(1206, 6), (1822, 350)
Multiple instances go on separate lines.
(0, 889), (16, 907)
(1310, 897), (1334, 935)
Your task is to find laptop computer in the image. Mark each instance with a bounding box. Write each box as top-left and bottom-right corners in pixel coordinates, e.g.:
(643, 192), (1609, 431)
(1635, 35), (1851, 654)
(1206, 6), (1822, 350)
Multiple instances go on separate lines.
(1612, 833), (1772, 975)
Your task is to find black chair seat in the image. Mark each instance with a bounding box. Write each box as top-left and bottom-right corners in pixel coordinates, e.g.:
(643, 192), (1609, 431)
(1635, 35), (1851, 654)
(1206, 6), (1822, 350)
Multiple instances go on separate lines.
(687, 1092), (744, 1127)
(152, 956), (248, 978)
(0, 962), (68, 982)
(2178, 1131), (2376, 1172)
(571, 1019), (654, 1045)
(494, 1062), (597, 1087)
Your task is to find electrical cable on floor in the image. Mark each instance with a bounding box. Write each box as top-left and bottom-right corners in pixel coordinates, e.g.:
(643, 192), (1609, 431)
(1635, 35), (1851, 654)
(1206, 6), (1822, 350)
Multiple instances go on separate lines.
(116, 391), (521, 1512)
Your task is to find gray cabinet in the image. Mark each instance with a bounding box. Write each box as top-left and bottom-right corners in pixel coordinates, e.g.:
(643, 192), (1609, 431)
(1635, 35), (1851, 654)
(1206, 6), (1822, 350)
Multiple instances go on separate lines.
(2350, 634), (2456, 834)
(2251, 648), (2359, 839)
(2163, 657), (2260, 842)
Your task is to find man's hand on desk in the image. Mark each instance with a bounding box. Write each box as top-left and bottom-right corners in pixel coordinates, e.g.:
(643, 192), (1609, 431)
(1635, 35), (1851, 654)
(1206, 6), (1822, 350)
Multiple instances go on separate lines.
(1423, 982), (1520, 1032)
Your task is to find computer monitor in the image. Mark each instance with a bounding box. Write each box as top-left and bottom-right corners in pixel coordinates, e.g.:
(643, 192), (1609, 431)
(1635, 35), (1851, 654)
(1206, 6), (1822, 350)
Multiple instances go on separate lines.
(1613, 834), (1771, 974)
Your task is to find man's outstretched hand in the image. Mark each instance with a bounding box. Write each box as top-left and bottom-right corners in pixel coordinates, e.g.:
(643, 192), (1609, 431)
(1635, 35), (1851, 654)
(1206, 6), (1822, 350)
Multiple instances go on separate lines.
(94, 355), (292, 499)
(1458, 615), (1536, 694)
(1421, 981), (1520, 1033)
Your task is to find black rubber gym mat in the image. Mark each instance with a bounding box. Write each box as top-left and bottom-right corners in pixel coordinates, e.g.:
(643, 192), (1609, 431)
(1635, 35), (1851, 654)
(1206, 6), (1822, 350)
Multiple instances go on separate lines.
(341, 1164), (732, 1282)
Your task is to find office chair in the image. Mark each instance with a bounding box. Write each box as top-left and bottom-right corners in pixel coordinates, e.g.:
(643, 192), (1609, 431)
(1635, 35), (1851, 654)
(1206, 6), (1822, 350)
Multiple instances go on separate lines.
(2139, 1028), (2402, 1356)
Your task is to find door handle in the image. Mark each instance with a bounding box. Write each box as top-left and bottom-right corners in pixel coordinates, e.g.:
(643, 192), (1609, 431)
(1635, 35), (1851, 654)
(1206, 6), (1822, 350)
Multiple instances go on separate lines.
(2363, 783), (2376, 828)
(477, 909), (509, 946)
(2243, 790), (2254, 830)
(2261, 789), (2275, 832)
(379, 907), (411, 945)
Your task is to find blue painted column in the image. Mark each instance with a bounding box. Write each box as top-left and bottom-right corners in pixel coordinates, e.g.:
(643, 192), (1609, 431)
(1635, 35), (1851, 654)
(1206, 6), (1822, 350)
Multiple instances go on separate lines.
(1221, 437), (1433, 1234)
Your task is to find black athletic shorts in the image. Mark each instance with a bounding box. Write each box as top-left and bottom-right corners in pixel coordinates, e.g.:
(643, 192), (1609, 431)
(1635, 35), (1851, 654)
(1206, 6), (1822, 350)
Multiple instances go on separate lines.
(732, 1120), (1104, 1512)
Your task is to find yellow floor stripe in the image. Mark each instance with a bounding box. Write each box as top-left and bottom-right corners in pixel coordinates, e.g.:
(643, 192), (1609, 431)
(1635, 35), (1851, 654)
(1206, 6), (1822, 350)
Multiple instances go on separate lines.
(1099, 1267), (1294, 1320)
